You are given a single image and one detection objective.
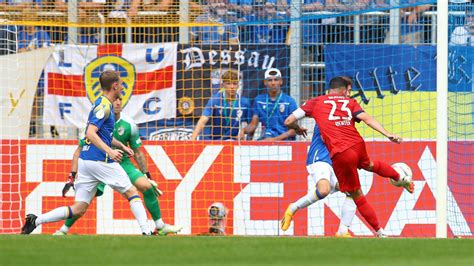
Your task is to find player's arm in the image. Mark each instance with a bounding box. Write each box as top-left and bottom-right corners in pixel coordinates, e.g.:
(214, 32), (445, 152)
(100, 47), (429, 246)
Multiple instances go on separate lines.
(241, 115), (259, 140)
(284, 108), (307, 137)
(191, 115), (210, 140)
(70, 145), (81, 173)
(356, 112), (402, 144)
(268, 129), (296, 141)
(112, 137), (134, 157)
(86, 125), (124, 162)
(133, 148), (148, 174)
(62, 145), (81, 197)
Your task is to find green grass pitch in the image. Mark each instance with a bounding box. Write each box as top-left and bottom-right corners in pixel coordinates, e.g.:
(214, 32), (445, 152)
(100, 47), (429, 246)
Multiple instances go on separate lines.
(1, 235), (472, 265)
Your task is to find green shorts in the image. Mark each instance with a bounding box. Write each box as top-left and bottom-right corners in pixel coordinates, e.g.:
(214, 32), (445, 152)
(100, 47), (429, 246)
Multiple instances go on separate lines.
(120, 160), (145, 184)
(96, 182), (105, 197)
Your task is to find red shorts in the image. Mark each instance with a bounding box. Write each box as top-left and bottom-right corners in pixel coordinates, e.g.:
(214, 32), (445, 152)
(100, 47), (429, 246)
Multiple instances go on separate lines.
(332, 142), (371, 192)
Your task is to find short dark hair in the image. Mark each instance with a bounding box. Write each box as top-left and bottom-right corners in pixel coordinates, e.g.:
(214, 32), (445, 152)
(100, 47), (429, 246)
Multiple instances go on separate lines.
(99, 70), (120, 91)
(329, 76), (349, 90)
(340, 76), (353, 86)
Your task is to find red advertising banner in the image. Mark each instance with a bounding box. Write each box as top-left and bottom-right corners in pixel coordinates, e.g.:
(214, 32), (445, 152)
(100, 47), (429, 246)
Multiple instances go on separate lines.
(1, 140), (472, 237)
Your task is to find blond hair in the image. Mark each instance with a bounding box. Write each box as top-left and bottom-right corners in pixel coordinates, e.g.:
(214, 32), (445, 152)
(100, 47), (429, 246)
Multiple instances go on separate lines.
(221, 70), (239, 83)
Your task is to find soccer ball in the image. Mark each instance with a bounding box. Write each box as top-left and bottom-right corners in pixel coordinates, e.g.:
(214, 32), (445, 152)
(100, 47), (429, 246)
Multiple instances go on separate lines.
(390, 162), (413, 187)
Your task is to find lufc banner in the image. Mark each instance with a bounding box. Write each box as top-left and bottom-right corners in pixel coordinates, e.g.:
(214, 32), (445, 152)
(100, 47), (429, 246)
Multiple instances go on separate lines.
(43, 43), (177, 128)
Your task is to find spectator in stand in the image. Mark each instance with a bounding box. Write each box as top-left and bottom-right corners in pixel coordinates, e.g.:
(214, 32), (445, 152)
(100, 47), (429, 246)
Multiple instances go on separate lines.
(57, 0), (141, 43)
(228, 0), (287, 18)
(242, 68), (298, 140)
(190, 0), (240, 44)
(1, 0), (37, 10)
(240, 0), (288, 44)
(384, 0), (432, 44)
(323, 0), (369, 43)
(191, 70), (252, 140)
(450, 4), (474, 46)
(449, 0), (472, 38)
(54, 0), (107, 44)
(360, 0), (390, 43)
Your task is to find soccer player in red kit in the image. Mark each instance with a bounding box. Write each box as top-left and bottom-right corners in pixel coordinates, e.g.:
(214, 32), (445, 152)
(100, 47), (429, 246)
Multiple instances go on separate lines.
(299, 76), (414, 237)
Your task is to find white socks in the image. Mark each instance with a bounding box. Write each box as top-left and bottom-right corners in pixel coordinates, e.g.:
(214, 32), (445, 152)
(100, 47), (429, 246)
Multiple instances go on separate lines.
(59, 224), (70, 233)
(155, 218), (165, 230)
(291, 190), (319, 213)
(35, 207), (70, 226)
(338, 196), (357, 234)
(128, 196), (150, 233)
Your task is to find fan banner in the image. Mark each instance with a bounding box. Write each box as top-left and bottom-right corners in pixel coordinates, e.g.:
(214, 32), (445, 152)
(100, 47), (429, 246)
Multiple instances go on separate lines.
(0, 47), (53, 138)
(43, 43), (178, 129)
(325, 45), (474, 140)
(176, 44), (290, 117)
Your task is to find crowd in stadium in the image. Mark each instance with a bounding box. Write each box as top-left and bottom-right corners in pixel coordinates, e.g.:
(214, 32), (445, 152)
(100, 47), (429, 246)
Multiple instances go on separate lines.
(0, 0), (472, 140)
(0, 0), (442, 46)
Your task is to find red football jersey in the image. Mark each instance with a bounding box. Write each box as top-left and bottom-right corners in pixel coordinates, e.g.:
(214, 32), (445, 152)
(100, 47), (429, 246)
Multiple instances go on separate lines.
(301, 95), (365, 157)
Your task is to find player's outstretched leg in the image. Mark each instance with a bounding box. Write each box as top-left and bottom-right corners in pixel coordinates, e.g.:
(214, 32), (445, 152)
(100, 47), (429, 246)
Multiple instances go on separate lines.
(53, 184), (105, 235)
(370, 161), (414, 194)
(22, 204), (85, 235)
(21, 214), (38, 234)
(281, 180), (331, 231)
(134, 177), (182, 235)
(53, 217), (77, 235)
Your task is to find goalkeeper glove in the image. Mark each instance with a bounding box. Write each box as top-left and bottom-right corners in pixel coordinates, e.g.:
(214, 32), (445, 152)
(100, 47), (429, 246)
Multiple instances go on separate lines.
(62, 171), (76, 197)
(145, 172), (163, 197)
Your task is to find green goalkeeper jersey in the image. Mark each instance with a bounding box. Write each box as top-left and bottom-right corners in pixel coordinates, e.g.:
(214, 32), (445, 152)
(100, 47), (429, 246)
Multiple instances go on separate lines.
(112, 115), (142, 163)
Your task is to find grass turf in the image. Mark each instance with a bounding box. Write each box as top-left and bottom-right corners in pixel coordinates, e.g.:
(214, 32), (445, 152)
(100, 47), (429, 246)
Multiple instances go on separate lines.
(1, 235), (472, 265)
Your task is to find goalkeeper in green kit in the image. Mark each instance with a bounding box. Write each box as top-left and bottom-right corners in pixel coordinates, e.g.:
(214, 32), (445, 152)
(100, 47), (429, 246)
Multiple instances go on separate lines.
(55, 96), (182, 236)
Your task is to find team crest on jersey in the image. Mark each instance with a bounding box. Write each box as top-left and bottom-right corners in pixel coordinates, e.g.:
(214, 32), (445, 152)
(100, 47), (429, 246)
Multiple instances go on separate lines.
(279, 104), (285, 113)
(84, 56), (136, 108)
(117, 126), (125, 136)
(236, 109), (243, 119)
(217, 26), (225, 36)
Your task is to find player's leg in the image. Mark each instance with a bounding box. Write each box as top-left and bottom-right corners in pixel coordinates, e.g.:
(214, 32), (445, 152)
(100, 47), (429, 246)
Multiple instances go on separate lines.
(97, 161), (151, 235)
(133, 177), (182, 235)
(336, 194), (356, 237)
(21, 201), (90, 235)
(281, 162), (336, 231)
(346, 189), (385, 237)
(54, 183), (106, 235)
(123, 161), (181, 235)
(22, 160), (97, 235)
(333, 145), (385, 237)
(358, 143), (414, 193)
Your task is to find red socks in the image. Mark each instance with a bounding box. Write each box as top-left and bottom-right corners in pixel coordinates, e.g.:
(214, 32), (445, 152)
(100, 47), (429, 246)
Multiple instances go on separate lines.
(354, 195), (380, 231)
(372, 161), (399, 182)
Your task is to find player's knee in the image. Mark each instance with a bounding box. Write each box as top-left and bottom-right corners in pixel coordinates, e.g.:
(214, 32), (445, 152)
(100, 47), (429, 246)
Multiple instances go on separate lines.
(134, 177), (152, 192)
(316, 180), (331, 198)
(363, 161), (374, 171)
(348, 189), (363, 199)
(70, 202), (88, 218)
(123, 186), (139, 198)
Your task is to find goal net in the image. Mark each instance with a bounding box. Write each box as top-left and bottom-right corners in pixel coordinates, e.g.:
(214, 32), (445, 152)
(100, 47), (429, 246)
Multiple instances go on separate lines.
(0, 0), (472, 237)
